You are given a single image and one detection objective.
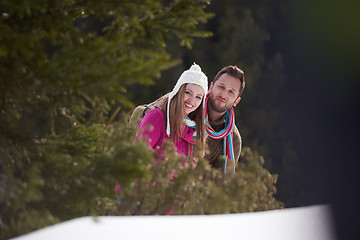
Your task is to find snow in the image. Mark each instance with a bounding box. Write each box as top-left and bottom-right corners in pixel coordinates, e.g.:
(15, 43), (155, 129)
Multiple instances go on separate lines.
(12, 205), (336, 240)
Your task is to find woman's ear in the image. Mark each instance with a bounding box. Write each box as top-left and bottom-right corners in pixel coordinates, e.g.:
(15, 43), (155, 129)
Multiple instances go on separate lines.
(233, 97), (241, 107)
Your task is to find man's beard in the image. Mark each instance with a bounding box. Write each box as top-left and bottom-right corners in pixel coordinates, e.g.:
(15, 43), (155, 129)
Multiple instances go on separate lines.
(208, 94), (232, 113)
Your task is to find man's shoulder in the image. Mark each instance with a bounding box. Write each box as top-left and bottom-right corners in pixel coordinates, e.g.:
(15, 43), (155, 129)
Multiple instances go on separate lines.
(129, 105), (147, 126)
(233, 124), (241, 138)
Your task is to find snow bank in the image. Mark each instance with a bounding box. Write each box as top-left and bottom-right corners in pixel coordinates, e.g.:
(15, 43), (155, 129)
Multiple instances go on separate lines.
(12, 205), (336, 240)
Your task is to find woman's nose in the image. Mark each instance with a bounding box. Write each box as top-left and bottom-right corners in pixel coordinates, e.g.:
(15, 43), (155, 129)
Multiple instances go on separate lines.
(187, 95), (195, 102)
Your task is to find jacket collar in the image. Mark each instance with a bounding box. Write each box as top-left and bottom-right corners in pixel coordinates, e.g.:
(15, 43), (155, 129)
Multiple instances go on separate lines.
(208, 113), (227, 127)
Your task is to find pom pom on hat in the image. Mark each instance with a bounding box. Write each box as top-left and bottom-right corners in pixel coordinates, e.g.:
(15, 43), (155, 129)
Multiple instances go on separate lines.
(166, 63), (208, 136)
(189, 64), (201, 72)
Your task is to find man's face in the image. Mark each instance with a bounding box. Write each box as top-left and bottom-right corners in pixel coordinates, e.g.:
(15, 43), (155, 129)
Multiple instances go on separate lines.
(208, 73), (241, 113)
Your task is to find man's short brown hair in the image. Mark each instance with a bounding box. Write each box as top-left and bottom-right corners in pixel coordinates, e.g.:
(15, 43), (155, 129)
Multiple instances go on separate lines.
(213, 65), (245, 97)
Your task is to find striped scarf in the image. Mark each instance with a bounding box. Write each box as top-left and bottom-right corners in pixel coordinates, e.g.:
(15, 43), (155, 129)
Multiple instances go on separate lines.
(204, 94), (236, 174)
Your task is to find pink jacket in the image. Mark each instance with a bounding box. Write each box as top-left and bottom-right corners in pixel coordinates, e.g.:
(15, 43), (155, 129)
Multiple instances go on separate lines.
(136, 108), (194, 156)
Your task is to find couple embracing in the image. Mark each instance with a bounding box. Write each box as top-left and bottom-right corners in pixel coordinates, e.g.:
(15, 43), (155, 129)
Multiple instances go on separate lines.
(132, 63), (245, 174)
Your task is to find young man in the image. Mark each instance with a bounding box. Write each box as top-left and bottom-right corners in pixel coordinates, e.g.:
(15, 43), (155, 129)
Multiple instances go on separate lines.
(130, 65), (245, 174)
(204, 65), (245, 174)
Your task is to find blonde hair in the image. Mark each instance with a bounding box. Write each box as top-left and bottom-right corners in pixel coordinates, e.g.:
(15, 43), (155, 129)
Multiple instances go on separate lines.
(160, 84), (205, 154)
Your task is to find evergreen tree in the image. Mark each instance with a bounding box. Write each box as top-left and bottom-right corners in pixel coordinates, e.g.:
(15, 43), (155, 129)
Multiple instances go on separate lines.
(0, 1), (282, 239)
(153, 0), (302, 207)
(0, 0), (213, 238)
(100, 145), (283, 216)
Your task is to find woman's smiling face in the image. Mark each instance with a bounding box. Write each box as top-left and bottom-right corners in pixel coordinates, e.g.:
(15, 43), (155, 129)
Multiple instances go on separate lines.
(183, 83), (205, 115)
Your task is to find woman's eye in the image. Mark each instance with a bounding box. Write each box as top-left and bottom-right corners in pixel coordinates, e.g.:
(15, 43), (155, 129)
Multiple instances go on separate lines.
(196, 96), (202, 100)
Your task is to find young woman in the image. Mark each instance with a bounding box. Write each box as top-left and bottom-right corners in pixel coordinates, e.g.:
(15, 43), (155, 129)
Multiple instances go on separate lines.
(136, 63), (208, 162)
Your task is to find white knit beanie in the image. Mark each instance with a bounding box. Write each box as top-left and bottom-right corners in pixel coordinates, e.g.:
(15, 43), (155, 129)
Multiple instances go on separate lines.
(166, 63), (208, 136)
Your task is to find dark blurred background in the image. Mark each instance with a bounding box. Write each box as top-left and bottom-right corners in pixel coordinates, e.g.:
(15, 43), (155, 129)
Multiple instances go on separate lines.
(4, 0), (358, 239)
(129, 0), (360, 239)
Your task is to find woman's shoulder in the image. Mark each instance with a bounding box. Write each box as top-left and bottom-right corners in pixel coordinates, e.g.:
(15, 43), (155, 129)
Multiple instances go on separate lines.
(145, 108), (165, 120)
(139, 108), (165, 127)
